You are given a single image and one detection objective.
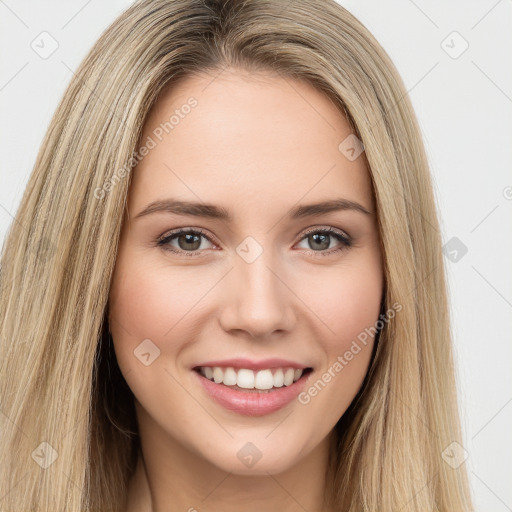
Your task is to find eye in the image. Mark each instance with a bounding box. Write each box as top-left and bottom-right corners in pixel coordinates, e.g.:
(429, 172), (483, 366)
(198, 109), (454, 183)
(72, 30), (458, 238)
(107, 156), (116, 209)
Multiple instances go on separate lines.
(156, 228), (216, 256)
(156, 226), (353, 257)
(295, 226), (352, 257)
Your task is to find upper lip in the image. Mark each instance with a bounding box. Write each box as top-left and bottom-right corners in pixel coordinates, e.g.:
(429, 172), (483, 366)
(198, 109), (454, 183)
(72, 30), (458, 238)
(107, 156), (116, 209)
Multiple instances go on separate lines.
(193, 358), (312, 371)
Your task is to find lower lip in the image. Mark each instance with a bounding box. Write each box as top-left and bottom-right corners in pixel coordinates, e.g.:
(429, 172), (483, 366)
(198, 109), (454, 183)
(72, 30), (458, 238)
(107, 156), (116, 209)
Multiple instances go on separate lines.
(193, 370), (312, 416)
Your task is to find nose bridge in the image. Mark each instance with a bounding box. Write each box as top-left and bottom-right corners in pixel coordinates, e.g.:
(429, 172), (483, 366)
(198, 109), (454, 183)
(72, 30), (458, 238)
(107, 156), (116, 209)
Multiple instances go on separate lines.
(220, 237), (294, 337)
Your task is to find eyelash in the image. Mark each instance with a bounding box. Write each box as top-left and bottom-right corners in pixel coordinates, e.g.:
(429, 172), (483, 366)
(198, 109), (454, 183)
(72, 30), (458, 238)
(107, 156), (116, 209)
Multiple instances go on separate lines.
(156, 226), (352, 258)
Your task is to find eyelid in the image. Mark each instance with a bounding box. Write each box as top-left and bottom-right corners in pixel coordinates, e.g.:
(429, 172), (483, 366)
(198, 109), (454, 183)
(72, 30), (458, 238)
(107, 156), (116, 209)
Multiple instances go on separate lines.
(157, 227), (219, 248)
(298, 225), (350, 241)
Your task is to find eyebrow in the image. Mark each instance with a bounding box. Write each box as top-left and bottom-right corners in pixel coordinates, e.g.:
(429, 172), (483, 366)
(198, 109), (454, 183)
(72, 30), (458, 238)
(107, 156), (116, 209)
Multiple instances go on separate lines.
(134, 198), (373, 221)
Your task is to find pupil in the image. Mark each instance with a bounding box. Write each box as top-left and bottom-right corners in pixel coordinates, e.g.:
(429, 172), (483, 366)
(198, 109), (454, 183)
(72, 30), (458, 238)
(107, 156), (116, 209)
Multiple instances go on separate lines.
(179, 233), (200, 250)
(310, 233), (329, 250)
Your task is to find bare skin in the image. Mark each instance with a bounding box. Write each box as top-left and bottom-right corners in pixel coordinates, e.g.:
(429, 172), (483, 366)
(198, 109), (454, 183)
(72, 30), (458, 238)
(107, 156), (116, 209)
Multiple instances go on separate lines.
(108, 67), (384, 512)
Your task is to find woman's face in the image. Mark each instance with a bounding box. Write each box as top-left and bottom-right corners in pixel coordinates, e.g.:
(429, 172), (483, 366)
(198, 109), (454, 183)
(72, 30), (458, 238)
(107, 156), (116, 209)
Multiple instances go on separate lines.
(109, 68), (384, 476)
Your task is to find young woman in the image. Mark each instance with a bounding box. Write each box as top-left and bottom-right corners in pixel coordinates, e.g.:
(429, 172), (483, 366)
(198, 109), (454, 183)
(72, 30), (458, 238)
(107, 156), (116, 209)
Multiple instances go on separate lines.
(0, 0), (474, 510)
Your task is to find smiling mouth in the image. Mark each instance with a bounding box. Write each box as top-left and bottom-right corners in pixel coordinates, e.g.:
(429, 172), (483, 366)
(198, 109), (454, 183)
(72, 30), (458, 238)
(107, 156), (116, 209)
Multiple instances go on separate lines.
(193, 366), (314, 393)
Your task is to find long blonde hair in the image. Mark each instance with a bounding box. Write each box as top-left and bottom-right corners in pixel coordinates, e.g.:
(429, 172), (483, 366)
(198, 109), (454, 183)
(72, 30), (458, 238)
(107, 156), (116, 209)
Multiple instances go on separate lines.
(0, 0), (474, 510)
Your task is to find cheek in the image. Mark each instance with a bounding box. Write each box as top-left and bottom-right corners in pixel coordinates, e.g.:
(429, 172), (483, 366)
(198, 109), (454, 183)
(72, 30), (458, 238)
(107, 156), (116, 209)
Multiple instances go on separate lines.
(108, 254), (222, 383)
(108, 260), (173, 375)
(109, 256), (209, 342)
(304, 253), (384, 351)
(109, 272), (165, 345)
(298, 252), (383, 407)
(298, 269), (382, 421)
(107, 261), (197, 407)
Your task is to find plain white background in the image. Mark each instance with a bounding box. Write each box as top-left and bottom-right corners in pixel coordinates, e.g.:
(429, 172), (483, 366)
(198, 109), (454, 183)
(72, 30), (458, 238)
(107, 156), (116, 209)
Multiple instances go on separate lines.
(0, 1), (510, 510)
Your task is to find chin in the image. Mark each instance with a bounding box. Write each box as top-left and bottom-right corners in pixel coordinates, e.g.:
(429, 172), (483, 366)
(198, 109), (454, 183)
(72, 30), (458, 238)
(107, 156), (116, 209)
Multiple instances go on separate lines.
(197, 436), (308, 476)
(211, 453), (298, 476)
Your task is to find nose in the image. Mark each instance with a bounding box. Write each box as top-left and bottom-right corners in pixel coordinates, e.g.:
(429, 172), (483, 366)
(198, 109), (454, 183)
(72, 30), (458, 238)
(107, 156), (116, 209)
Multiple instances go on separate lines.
(218, 247), (296, 339)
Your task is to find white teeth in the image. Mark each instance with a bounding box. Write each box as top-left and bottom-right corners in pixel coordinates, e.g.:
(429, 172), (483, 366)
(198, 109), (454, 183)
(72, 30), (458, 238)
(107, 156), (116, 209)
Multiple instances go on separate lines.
(237, 369), (255, 389)
(222, 367), (237, 386)
(283, 368), (295, 386)
(213, 367), (223, 384)
(254, 369), (274, 390)
(198, 366), (306, 390)
(273, 368), (284, 387)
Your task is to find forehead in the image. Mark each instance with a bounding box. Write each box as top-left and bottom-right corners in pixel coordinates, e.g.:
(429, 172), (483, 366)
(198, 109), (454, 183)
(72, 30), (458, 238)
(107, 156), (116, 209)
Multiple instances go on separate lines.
(128, 69), (374, 217)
